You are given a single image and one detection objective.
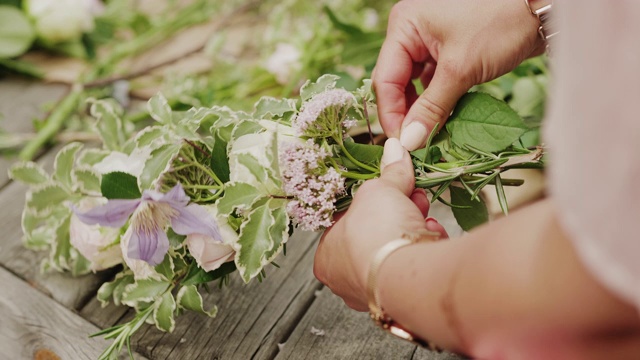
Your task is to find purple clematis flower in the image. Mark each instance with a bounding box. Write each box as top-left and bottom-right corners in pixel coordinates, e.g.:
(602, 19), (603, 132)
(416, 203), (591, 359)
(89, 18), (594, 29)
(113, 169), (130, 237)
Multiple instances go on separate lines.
(74, 183), (221, 265)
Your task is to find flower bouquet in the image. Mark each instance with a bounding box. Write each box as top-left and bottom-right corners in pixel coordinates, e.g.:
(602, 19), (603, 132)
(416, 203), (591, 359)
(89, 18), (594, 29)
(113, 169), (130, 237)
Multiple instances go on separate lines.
(10, 74), (543, 358)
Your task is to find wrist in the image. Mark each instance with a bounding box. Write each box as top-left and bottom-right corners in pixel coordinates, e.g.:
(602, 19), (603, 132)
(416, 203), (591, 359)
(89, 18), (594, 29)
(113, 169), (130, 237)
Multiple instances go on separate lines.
(523, 0), (557, 52)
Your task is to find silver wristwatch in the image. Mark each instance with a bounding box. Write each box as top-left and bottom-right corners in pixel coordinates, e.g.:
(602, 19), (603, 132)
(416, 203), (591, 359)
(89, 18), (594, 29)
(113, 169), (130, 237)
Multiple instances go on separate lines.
(524, 0), (558, 46)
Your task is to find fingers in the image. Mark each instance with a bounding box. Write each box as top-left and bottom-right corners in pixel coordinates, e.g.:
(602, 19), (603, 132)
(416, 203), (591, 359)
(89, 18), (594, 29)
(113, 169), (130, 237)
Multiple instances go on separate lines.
(410, 188), (430, 218)
(426, 217), (449, 239)
(399, 60), (471, 151)
(379, 138), (414, 196)
(374, 36), (415, 138)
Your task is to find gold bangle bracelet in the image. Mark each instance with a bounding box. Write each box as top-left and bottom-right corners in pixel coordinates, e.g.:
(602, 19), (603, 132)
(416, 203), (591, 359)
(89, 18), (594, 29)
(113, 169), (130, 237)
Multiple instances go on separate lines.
(366, 230), (442, 351)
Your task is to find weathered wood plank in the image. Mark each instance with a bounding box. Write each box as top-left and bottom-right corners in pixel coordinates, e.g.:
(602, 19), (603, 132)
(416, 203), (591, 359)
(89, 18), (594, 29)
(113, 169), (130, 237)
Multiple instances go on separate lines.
(0, 151), (109, 310)
(0, 78), (68, 185)
(0, 265), (112, 359)
(94, 231), (323, 360)
(275, 287), (463, 360)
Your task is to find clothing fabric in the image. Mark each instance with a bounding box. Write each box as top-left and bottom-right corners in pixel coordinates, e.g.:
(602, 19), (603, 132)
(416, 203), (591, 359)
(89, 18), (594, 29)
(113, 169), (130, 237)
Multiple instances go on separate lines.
(544, 1), (640, 309)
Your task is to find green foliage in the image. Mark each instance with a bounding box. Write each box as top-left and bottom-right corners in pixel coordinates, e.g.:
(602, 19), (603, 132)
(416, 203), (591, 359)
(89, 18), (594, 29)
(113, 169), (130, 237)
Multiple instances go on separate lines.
(216, 183), (263, 216)
(182, 261), (237, 286)
(89, 99), (127, 151)
(300, 74), (340, 101)
(9, 162), (49, 185)
(0, 6), (35, 58)
(210, 131), (230, 184)
(176, 285), (217, 317)
(254, 97), (298, 119)
(121, 279), (171, 306)
(53, 142), (84, 190)
(101, 172), (141, 199)
(153, 292), (176, 332)
(139, 143), (181, 190)
(450, 186), (489, 231)
(447, 92), (528, 153)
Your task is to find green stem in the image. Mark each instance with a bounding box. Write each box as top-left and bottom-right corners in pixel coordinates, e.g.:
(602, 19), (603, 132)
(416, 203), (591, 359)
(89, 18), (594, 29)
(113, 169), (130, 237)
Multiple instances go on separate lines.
(19, 88), (83, 160)
(335, 137), (379, 174)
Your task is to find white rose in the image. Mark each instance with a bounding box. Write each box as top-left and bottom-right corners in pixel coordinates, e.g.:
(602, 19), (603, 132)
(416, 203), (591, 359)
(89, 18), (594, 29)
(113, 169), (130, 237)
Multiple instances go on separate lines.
(93, 148), (151, 178)
(264, 43), (302, 85)
(69, 198), (122, 271)
(186, 205), (236, 272)
(26, 0), (97, 44)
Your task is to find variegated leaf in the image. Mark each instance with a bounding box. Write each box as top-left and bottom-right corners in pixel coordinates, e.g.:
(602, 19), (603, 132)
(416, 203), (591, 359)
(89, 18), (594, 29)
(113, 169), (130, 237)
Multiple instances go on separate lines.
(148, 93), (173, 124)
(89, 98), (127, 151)
(9, 161), (49, 185)
(254, 97), (297, 119)
(300, 74), (340, 101)
(53, 142), (83, 190)
(154, 291), (176, 333)
(176, 285), (217, 317)
(139, 143), (181, 190)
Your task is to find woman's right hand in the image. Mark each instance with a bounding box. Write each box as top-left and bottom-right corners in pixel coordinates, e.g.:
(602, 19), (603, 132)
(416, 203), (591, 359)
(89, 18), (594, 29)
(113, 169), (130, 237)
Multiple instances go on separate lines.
(373, 0), (547, 150)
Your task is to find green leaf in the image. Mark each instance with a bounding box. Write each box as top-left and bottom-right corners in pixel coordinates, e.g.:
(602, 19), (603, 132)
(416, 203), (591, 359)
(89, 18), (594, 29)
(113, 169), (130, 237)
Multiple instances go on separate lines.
(446, 92), (528, 153)
(9, 161), (49, 185)
(134, 126), (171, 149)
(154, 254), (174, 281)
(53, 142), (83, 190)
(147, 93), (173, 124)
(509, 75), (547, 120)
(51, 215), (72, 271)
(237, 153), (269, 184)
(210, 131), (230, 184)
(0, 6), (35, 58)
(139, 143), (181, 190)
(0, 58), (43, 78)
(450, 186), (489, 231)
(97, 273), (133, 307)
(121, 279), (171, 306)
(216, 183), (263, 216)
(73, 167), (101, 194)
(26, 183), (69, 217)
(101, 172), (141, 199)
(300, 74), (340, 101)
(77, 149), (109, 166)
(231, 120), (264, 141)
(264, 203), (289, 261)
(181, 261), (237, 286)
(236, 199), (276, 283)
(153, 291), (176, 333)
(176, 285), (217, 317)
(342, 140), (382, 167)
(89, 99), (126, 151)
(23, 224), (53, 249)
(254, 97), (297, 119)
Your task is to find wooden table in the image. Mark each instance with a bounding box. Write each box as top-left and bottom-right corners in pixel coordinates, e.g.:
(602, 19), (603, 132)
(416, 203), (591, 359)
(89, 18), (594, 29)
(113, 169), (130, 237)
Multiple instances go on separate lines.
(0, 79), (462, 360)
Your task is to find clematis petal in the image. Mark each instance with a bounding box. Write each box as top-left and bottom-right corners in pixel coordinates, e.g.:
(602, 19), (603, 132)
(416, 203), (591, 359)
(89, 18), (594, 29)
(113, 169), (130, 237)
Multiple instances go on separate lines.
(160, 183), (190, 207)
(127, 227), (169, 266)
(73, 199), (140, 227)
(171, 203), (222, 241)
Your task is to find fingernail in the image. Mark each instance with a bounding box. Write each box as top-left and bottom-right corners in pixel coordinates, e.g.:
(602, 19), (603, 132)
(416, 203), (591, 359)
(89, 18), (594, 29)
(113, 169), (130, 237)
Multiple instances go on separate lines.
(400, 122), (428, 151)
(425, 217), (438, 224)
(381, 138), (405, 171)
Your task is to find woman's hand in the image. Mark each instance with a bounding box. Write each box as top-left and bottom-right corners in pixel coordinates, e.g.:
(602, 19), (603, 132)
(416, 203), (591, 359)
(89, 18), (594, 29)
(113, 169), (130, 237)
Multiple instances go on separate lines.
(314, 138), (447, 311)
(373, 0), (546, 150)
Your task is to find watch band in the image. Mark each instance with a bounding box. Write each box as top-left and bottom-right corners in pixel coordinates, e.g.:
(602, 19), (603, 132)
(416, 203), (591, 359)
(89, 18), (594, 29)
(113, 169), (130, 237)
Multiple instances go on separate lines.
(524, 0), (558, 50)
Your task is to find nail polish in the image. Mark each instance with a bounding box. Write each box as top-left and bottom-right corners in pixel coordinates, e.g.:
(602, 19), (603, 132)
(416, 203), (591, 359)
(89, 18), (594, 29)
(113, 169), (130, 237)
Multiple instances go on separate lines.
(400, 122), (428, 151)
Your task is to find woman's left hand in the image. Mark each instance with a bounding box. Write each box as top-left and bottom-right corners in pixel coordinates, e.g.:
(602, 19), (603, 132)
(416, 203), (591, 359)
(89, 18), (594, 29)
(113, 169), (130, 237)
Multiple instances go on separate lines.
(314, 138), (448, 311)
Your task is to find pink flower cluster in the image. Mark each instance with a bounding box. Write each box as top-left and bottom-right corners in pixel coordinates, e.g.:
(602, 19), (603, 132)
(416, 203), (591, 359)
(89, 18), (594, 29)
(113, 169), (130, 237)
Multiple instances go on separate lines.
(280, 140), (345, 231)
(292, 89), (355, 136)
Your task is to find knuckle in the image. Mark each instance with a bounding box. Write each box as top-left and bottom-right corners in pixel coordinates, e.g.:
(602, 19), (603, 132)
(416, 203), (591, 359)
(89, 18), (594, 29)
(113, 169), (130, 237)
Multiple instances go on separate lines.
(416, 95), (448, 123)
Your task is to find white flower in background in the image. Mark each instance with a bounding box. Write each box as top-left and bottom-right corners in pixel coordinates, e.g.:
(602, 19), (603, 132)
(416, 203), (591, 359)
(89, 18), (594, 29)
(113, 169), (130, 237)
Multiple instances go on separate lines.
(264, 43), (302, 85)
(363, 8), (379, 30)
(186, 205), (236, 272)
(93, 148), (151, 178)
(69, 198), (122, 272)
(25, 0), (99, 44)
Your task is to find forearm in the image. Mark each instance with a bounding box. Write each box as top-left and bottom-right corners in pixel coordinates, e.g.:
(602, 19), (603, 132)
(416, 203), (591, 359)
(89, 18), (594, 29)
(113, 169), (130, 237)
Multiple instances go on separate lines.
(378, 199), (640, 357)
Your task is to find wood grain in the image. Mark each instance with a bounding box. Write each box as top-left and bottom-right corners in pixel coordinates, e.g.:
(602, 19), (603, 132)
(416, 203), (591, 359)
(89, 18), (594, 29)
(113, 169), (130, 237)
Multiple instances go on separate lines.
(102, 231), (323, 360)
(0, 79), (68, 185)
(0, 266), (112, 359)
(275, 287), (464, 360)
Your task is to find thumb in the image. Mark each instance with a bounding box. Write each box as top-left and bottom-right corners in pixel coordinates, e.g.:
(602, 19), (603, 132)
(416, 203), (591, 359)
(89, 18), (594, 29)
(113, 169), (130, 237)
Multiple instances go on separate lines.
(399, 61), (470, 151)
(379, 138), (415, 197)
